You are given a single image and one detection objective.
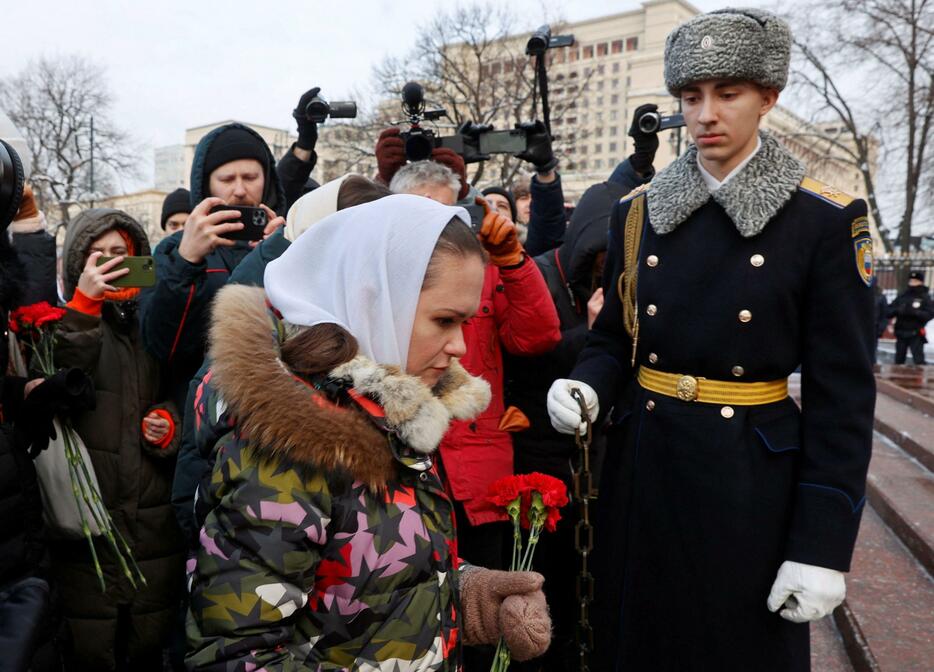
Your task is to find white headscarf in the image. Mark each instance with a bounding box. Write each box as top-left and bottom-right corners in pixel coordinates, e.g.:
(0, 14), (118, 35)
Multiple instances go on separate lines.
(264, 194), (470, 369)
(283, 174), (352, 242)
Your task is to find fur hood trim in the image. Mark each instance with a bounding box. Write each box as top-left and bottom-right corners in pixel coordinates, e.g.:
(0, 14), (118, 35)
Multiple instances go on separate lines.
(647, 131), (805, 238)
(208, 285), (490, 488)
(330, 355), (490, 455)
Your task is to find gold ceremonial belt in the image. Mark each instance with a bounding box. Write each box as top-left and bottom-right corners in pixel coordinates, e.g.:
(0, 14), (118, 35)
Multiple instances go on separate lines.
(637, 367), (789, 406)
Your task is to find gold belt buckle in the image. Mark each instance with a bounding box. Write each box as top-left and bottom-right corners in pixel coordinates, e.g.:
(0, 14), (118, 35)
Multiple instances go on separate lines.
(676, 375), (699, 402)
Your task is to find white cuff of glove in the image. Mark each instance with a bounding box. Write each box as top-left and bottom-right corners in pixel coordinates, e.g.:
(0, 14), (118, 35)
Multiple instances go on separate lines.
(767, 560), (846, 623)
(547, 379), (599, 435)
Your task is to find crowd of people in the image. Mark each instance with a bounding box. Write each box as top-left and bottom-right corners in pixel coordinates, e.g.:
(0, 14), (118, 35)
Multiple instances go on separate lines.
(0, 7), (879, 672)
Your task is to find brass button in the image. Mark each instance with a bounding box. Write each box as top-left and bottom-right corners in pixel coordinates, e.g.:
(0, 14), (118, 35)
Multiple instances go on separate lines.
(721, 406), (735, 419)
(646, 255), (659, 268)
(731, 365), (744, 377)
(646, 399), (656, 411)
(646, 304), (657, 316)
(648, 352), (658, 364)
(750, 254), (765, 267)
(738, 309), (752, 323)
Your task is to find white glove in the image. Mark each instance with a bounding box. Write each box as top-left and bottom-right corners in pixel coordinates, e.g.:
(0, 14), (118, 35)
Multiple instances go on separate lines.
(547, 379), (599, 435)
(767, 560), (846, 623)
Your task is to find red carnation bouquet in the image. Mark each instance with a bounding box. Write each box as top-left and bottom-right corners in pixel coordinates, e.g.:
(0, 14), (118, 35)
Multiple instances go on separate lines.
(10, 302), (145, 591)
(485, 472), (569, 671)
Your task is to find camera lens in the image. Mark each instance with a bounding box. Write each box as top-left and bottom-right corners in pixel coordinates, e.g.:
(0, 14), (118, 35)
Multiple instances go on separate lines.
(304, 97), (330, 123)
(405, 132), (435, 162)
(0, 140), (25, 231)
(638, 112), (661, 135)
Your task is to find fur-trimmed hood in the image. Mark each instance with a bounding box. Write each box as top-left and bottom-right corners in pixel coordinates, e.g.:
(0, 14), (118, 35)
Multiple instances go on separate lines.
(647, 130), (805, 238)
(208, 285), (491, 489)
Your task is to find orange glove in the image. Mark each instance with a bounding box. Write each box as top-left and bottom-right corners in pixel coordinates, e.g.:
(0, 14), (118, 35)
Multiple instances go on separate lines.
(477, 197), (524, 267)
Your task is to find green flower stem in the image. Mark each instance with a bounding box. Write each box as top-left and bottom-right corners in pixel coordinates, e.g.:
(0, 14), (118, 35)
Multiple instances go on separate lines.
(61, 426), (105, 591)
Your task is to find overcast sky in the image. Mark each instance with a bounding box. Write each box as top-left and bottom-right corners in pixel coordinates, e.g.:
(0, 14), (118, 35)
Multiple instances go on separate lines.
(2, 0), (764, 190)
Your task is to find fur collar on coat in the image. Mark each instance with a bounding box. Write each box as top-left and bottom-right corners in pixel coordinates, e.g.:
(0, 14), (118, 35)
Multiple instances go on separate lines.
(208, 285), (491, 490)
(646, 130), (806, 238)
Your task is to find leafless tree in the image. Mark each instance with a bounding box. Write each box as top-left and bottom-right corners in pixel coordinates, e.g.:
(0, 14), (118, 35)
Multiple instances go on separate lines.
(0, 55), (141, 227)
(321, 3), (585, 189)
(785, 0), (933, 252)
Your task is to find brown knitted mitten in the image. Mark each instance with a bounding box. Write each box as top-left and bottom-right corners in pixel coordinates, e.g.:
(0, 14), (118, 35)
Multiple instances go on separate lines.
(459, 568), (545, 646)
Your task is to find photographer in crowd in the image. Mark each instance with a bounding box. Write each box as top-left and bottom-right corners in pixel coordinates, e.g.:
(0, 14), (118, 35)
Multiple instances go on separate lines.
(138, 123), (285, 410)
(54, 208), (185, 671)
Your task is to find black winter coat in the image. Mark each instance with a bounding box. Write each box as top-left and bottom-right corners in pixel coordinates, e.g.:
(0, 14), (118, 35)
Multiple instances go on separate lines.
(55, 209), (185, 667)
(138, 123), (287, 409)
(573, 155), (875, 670)
(10, 223), (58, 306)
(887, 285), (934, 338)
(505, 161), (646, 475)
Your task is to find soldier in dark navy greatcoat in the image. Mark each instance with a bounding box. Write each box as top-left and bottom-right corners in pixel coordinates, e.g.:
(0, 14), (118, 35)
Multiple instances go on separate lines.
(546, 8), (875, 671)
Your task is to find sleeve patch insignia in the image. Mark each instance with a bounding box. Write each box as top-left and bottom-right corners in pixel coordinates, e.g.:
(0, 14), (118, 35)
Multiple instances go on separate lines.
(854, 237), (874, 287)
(851, 216), (870, 238)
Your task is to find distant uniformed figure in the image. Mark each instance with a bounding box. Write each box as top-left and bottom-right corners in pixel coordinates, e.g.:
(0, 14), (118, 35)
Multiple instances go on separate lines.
(888, 270), (933, 365)
(547, 8), (875, 671)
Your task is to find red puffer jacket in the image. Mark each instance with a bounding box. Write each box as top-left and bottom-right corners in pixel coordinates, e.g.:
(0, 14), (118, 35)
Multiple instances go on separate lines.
(440, 259), (561, 525)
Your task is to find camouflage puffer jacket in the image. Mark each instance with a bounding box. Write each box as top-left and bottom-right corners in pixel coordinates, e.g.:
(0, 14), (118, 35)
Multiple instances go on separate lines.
(186, 286), (491, 671)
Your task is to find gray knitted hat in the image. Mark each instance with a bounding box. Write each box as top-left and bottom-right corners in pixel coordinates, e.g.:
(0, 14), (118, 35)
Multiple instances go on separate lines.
(664, 8), (792, 96)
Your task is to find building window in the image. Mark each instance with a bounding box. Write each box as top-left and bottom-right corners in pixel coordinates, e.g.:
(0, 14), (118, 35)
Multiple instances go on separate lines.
(597, 80), (604, 91)
(580, 160), (588, 170)
(612, 78), (619, 88)
(568, 117), (577, 125)
(569, 70), (579, 79)
(611, 94), (619, 104)
(554, 50), (565, 64)
(610, 110), (618, 121)
(612, 40), (623, 54)
(596, 128), (604, 138)
(597, 96), (604, 107)
(580, 145), (588, 154)
(597, 42), (608, 57)
(569, 50), (579, 63)
(491, 62), (501, 75)
(610, 126), (618, 136)
(595, 143), (603, 153)
(609, 142), (618, 153)
(504, 60), (514, 74)
(583, 45), (594, 59)
(626, 37), (639, 51)
(597, 64), (605, 75)
(613, 62), (620, 73)
(595, 159), (603, 169)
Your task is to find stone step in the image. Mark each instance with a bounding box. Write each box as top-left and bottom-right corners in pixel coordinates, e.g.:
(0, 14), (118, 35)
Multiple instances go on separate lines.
(866, 433), (934, 576)
(811, 615), (855, 672)
(835, 506), (934, 671)
(875, 382), (934, 472)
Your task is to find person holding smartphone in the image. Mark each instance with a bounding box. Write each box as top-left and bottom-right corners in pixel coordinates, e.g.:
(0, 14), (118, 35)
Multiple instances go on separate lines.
(53, 208), (185, 670)
(139, 123), (286, 411)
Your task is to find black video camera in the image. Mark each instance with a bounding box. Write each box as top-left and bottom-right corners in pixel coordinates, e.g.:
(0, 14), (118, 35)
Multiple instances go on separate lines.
(398, 82), (457, 161)
(0, 140), (25, 231)
(637, 111), (685, 134)
(304, 94), (358, 124)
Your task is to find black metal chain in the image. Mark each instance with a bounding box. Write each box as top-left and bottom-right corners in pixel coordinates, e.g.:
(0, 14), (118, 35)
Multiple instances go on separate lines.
(570, 387), (595, 672)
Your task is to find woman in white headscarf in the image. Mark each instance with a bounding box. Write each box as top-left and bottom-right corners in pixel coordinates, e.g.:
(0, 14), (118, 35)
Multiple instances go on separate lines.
(186, 195), (552, 671)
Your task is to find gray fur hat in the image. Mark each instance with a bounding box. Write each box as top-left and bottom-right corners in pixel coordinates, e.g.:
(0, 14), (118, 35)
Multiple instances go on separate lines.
(664, 8), (792, 95)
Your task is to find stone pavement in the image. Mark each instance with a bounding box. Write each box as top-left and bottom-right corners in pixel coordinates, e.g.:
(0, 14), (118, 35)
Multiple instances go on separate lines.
(798, 371), (934, 671)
